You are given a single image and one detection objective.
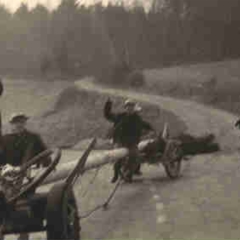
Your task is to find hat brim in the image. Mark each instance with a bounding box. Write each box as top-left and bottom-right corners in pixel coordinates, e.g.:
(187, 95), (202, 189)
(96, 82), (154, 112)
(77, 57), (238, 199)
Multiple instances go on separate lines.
(9, 116), (29, 123)
(124, 103), (135, 108)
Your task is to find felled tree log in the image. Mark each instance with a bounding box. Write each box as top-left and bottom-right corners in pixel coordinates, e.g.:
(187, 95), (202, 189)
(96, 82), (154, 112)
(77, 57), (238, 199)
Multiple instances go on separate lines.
(42, 133), (219, 186)
(42, 140), (152, 186)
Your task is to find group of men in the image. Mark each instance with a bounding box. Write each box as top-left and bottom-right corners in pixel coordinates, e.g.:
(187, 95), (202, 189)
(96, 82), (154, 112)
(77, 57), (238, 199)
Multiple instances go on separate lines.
(3, 75), (240, 238)
(0, 78), (154, 239)
(0, 76), (155, 187)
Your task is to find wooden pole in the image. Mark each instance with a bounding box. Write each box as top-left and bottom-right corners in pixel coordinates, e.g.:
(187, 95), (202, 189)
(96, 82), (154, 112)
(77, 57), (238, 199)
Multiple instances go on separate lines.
(42, 139), (153, 186)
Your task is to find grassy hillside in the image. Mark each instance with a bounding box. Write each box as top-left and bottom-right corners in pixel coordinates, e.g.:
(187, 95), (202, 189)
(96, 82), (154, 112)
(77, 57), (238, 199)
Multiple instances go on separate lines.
(31, 86), (186, 147)
(2, 79), (186, 148)
(144, 59), (240, 115)
(1, 79), (70, 124)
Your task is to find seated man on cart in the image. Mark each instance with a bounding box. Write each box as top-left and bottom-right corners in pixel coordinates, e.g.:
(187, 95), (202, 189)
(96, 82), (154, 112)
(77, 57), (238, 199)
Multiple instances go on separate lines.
(0, 113), (51, 168)
(104, 98), (155, 183)
(0, 113), (51, 240)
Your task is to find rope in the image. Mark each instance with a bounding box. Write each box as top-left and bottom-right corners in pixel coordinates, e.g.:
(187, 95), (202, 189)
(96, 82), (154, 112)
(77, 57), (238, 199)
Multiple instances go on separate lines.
(78, 152), (143, 220)
(80, 178), (123, 219)
(80, 167), (101, 198)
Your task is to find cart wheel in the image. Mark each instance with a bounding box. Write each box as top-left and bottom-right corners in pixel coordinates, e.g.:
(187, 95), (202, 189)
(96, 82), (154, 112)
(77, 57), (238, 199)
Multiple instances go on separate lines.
(46, 183), (80, 240)
(164, 158), (181, 179)
(163, 140), (182, 179)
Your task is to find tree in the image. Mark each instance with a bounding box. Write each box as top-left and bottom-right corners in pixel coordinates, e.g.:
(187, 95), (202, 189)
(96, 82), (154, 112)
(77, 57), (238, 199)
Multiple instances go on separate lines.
(0, 4), (12, 72)
(50, 0), (80, 74)
(14, 2), (30, 20)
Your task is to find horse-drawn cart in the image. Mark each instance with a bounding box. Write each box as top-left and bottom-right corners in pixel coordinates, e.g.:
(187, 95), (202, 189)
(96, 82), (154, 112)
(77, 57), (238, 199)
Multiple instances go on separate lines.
(0, 139), (96, 240)
(118, 134), (184, 182)
(0, 131), (184, 240)
(142, 137), (183, 179)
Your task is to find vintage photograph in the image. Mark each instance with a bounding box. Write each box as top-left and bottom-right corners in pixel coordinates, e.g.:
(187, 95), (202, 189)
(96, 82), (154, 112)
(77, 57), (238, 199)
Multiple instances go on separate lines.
(0, 0), (239, 239)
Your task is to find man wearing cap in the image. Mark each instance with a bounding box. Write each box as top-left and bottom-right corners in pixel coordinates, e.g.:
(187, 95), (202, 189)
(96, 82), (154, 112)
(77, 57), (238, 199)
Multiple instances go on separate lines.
(0, 113), (51, 169)
(104, 98), (154, 183)
(0, 113), (50, 240)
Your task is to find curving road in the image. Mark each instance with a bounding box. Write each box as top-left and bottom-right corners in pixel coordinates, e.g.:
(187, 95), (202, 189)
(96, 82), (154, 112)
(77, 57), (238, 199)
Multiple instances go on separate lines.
(76, 78), (240, 152)
(75, 79), (240, 240)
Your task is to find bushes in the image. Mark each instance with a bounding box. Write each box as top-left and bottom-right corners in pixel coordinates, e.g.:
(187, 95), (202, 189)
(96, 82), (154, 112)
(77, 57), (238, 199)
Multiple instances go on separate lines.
(98, 61), (145, 88)
(97, 61), (131, 85)
(126, 70), (145, 88)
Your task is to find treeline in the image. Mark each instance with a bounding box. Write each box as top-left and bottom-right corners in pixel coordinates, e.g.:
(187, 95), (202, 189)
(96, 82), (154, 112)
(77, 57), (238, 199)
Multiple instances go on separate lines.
(0, 0), (240, 79)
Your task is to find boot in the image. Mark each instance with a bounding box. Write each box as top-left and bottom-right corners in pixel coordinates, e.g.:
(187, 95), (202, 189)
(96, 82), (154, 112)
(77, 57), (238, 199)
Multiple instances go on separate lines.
(125, 173), (133, 183)
(111, 163), (119, 183)
(111, 173), (118, 183)
(134, 164), (142, 175)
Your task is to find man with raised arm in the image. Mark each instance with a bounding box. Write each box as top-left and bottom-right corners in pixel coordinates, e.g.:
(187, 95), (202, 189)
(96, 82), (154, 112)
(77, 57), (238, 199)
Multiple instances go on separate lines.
(104, 98), (154, 183)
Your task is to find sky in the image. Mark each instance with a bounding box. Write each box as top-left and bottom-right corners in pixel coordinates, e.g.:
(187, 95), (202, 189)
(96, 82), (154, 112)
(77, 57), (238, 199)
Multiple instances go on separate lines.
(0, 0), (152, 12)
(0, 0), (87, 11)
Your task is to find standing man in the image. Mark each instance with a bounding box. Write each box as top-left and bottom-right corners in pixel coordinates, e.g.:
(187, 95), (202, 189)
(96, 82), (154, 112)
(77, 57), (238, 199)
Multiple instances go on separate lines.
(104, 98), (154, 183)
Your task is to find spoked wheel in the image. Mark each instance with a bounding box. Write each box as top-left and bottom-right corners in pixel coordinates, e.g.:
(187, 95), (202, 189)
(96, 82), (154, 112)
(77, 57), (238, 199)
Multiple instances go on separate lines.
(46, 183), (80, 240)
(164, 158), (181, 179)
(7, 148), (61, 204)
(162, 140), (183, 179)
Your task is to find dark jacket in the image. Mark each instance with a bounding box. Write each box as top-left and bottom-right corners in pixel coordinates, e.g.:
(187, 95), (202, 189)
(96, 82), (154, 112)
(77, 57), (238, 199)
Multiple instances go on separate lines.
(0, 79), (3, 96)
(0, 79), (3, 135)
(104, 100), (153, 147)
(0, 130), (51, 167)
(235, 119), (240, 128)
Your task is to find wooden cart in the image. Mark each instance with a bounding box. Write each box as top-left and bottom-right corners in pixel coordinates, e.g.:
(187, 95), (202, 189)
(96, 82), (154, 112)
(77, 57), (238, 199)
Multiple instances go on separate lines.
(0, 139), (96, 240)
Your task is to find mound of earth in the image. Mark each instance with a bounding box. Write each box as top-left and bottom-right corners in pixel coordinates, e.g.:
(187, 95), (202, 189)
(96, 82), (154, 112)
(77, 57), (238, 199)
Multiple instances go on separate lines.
(30, 86), (186, 148)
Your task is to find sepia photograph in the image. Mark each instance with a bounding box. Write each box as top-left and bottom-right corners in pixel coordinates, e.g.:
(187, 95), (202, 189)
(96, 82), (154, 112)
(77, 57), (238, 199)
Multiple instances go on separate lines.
(0, 0), (239, 239)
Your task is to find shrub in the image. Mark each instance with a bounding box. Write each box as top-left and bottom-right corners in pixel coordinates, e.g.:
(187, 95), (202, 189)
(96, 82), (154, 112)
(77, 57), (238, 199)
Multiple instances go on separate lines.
(126, 70), (145, 88)
(97, 61), (132, 86)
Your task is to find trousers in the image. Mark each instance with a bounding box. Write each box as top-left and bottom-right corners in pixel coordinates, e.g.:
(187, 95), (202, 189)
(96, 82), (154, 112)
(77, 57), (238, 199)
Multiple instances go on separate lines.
(112, 144), (140, 182)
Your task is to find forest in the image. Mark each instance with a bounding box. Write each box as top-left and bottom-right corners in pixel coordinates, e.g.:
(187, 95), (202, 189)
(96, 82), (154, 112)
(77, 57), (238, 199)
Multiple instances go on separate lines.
(0, 0), (240, 81)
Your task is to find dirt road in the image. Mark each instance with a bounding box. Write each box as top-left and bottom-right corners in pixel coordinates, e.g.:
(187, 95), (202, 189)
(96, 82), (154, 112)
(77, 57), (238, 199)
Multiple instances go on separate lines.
(74, 79), (240, 240)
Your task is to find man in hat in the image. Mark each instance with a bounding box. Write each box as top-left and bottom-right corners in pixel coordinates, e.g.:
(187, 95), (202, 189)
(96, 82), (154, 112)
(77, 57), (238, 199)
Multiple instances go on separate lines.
(0, 113), (51, 240)
(0, 113), (51, 168)
(104, 98), (154, 183)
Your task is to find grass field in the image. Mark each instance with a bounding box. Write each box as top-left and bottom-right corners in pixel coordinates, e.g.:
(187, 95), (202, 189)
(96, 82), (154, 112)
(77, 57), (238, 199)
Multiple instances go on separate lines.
(144, 59), (240, 115)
